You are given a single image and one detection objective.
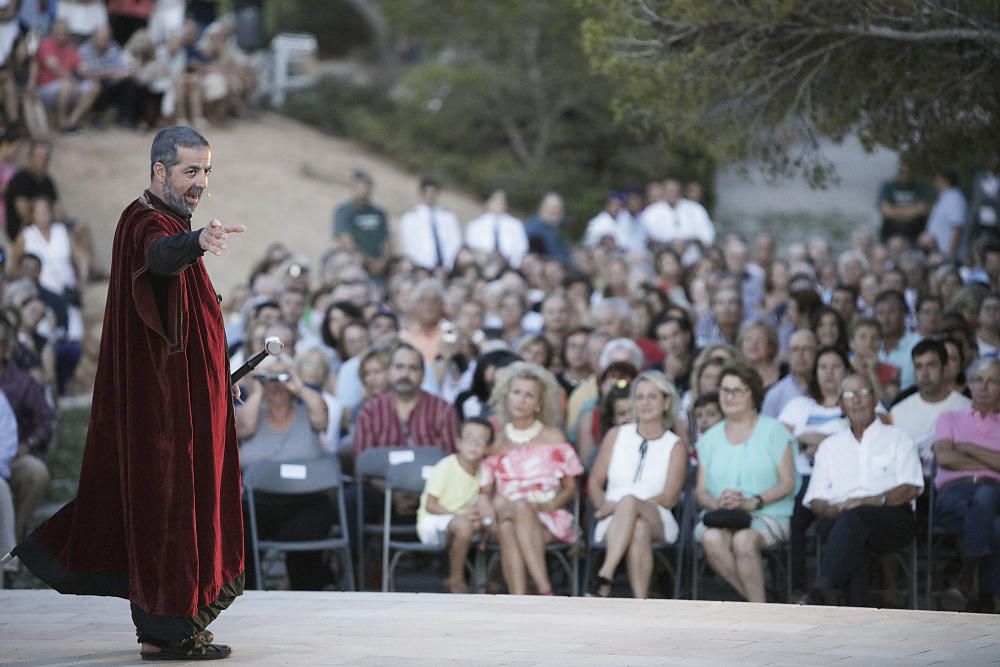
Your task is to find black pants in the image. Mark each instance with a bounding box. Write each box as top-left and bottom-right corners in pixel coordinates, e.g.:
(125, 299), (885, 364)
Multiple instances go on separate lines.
(816, 504), (914, 606)
(243, 491), (338, 591)
(790, 479), (814, 590)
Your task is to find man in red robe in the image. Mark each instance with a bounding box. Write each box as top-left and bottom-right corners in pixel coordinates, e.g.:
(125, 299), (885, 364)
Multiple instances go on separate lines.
(11, 127), (246, 661)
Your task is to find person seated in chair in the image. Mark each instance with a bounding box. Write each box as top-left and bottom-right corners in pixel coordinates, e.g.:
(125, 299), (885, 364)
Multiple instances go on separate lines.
(803, 373), (923, 607)
(417, 417), (492, 593)
(236, 354), (333, 590)
(932, 357), (1000, 612)
(587, 371), (687, 598)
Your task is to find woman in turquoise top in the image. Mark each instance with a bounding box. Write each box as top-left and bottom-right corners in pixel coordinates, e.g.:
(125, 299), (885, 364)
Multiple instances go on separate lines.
(695, 361), (798, 603)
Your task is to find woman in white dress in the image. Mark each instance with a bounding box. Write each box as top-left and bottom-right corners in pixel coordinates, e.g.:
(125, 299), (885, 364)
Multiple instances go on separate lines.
(587, 370), (688, 598)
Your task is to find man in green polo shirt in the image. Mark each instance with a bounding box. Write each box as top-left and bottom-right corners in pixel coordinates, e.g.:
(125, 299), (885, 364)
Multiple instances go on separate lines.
(333, 170), (389, 276)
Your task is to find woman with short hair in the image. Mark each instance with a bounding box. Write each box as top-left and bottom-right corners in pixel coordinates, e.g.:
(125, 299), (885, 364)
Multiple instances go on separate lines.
(695, 361), (798, 602)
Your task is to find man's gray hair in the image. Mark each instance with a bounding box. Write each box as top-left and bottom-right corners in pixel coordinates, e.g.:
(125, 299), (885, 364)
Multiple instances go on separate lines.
(150, 126), (209, 177)
(412, 277), (445, 301)
(968, 357), (1000, 378)
(598, 337), (644, 371)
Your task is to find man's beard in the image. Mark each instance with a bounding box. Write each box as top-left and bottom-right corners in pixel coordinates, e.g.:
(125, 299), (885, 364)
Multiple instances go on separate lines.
(164, 183), (203, 216)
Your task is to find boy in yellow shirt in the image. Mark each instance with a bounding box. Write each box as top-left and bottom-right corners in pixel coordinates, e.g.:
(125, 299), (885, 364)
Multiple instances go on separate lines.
(417, 417), (492, 593)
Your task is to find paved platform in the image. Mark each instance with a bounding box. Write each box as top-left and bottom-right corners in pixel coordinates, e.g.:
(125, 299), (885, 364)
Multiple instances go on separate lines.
(1, 590), (999, 665)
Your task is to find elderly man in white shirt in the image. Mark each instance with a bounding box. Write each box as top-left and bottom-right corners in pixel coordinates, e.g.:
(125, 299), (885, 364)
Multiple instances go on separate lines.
(465, 189), (528, 268)
(803, 373), (923, 607)
(0, 390), (19, 577)
(399, 177), (463, 272)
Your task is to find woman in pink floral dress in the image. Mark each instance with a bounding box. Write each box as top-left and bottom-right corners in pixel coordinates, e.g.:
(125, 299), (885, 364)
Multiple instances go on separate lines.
(480, 362), (583, 595)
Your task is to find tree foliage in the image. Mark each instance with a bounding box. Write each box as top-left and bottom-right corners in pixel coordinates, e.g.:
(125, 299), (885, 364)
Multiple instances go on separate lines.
(580, 1), (1000, 185)
(365, 0), (710, 220)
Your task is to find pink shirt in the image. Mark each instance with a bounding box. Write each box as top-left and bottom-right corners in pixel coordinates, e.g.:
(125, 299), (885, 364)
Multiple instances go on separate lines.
(933, 408), (1000, 488)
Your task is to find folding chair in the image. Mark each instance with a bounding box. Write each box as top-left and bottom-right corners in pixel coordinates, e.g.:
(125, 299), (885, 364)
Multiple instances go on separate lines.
(690, 532), (793, 602)
(582, 488), (694, 599)
(814, 523), (920, 609)
(381, 457), (479, 591)
(354, 446), (446, 589)
(243, 455), (355, 591)
(480, 487), (582, 596)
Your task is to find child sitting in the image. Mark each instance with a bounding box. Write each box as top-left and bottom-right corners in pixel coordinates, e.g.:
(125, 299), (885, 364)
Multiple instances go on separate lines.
(417, 416), (493, 593)
(692, 390), (723, 437)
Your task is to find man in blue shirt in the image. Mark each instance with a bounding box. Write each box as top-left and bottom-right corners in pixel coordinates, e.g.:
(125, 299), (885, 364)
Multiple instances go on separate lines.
(524, 191), (571, 265)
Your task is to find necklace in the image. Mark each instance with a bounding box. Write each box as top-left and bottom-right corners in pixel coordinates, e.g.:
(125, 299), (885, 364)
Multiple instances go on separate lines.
(505, 419), (543, 445)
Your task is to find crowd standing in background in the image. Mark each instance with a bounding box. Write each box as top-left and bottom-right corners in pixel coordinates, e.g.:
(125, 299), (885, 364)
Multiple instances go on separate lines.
(0, 4), (996, 614)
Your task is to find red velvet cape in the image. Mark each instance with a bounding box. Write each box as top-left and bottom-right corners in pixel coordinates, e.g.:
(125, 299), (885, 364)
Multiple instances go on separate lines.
(18, 194), (244, 617)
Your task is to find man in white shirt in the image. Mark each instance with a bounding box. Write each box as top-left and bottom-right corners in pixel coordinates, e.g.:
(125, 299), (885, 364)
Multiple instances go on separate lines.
(584, 193), (623, 249)
(803, 373), (924, 606)
(925, 170), (967, 261)
(639, 178), (681, 243)
(0, 390), (18, 579)
(890, 339), (971, 472)
(616, 188), (648, 254)
(399, 177), (462, 272)
(464, 189), (528, 268)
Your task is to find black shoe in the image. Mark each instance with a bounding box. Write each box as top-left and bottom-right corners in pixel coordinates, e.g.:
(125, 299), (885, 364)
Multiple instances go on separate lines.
(588, 575), (613, 598)
(800, 587), (828, 605)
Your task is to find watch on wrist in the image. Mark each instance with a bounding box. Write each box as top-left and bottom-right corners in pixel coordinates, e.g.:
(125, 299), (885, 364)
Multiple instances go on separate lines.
(754, 494), (764, 510)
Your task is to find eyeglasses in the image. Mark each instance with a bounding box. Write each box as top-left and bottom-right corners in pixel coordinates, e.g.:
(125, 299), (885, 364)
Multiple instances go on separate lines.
(719, 386), (749, 398)
(840, 387), (874, 401)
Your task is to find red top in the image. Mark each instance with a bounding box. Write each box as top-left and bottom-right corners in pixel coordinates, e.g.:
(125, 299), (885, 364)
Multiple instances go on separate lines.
(36, 36), (82, 87)
(354, 390), (458, 456)
(107, 0), (155, 19)
(24, 194), (244, 617)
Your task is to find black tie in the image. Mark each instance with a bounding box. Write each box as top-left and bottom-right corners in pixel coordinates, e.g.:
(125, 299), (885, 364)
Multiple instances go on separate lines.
(430, 208), (444, 267)
(493, 214), (502, 256)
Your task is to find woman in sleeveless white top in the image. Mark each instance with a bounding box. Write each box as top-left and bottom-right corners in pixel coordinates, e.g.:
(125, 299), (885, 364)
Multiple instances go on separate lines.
(593, 424), (680, 543)
(588, 371), (688, 598)
(15, 197), (78, 294)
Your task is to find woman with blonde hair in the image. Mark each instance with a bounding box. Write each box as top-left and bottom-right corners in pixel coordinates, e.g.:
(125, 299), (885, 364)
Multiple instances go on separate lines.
(587, 370), (688, 597)
(479, 362), (584, 595)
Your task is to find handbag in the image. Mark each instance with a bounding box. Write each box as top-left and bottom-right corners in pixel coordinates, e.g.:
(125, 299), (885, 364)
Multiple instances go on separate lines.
(702, 508), (752, 530)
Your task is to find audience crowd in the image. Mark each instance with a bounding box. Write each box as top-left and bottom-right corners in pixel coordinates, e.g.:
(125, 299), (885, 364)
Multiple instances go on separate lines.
(0, 42), (998, 611)
(186, 158), (1000, 610)
(0, 0), (257, 138)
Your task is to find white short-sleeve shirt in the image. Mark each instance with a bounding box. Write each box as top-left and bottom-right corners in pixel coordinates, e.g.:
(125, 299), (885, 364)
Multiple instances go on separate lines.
(803, 419), (924, 507)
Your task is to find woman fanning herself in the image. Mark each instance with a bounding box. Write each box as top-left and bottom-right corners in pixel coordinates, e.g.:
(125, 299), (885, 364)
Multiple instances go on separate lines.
(588, 371), (688, 598)
(695, 361), (798, 603)
(480, 362), (584, 595)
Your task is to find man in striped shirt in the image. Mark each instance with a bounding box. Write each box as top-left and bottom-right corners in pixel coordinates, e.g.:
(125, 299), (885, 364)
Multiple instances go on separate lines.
(353, 342), (458, 456)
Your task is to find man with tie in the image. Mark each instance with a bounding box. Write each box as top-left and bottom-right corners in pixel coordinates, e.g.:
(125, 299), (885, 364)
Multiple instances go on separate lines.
(464, 189), (528, 268)
(399, 177), (463, 272)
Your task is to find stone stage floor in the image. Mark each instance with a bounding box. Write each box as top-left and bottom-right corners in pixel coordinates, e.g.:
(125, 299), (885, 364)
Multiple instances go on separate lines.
(1, 590), (999, 665)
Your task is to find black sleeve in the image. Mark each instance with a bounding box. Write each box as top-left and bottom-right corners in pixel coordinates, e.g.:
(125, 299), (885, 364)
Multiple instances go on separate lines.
(146, 229), (205, 276)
